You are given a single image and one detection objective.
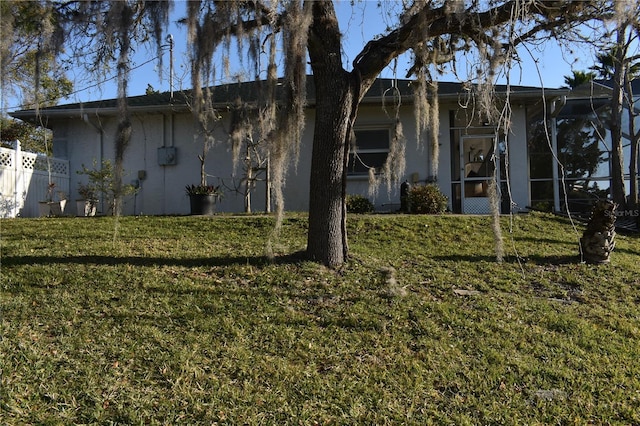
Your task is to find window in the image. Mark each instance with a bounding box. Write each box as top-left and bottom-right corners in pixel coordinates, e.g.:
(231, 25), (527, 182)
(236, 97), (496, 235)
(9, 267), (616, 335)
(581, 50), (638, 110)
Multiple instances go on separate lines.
(347, 128), (390, 175)
(526, 98), (625, 213)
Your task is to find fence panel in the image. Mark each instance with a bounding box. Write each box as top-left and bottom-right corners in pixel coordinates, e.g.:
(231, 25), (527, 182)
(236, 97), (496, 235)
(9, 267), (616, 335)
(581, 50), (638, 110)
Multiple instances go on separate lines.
(0, 147), (17, 217)
(0, 143), (69, 218)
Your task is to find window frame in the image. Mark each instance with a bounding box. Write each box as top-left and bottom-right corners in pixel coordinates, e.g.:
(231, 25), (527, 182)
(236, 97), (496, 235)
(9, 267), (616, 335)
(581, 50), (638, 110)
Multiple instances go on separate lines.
(347, 126), (391, 177)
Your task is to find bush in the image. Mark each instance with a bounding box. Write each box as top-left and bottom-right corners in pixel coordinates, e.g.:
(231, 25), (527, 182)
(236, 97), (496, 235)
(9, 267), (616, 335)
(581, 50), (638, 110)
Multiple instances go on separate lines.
(408, 184), (448, 214)
(346, 194), (375, 214)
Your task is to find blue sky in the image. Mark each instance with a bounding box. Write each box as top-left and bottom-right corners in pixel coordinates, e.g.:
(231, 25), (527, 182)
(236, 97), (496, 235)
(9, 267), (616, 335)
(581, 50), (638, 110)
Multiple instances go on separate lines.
(9, 1), (603, 110)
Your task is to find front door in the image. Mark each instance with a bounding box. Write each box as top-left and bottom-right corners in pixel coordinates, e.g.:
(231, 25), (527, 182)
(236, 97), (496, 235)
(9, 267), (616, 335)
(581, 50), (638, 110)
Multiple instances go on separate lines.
(460, 135), (497, 214)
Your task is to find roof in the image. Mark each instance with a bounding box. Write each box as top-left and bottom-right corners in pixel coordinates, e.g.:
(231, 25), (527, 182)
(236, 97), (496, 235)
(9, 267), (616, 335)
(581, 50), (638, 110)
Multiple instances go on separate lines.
(569, 78), (640, 98)
(10, 77), (567, 123)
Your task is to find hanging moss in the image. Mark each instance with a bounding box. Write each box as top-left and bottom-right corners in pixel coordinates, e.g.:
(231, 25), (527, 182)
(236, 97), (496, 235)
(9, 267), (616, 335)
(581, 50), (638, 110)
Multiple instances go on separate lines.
(187, 1), (312, 226)
(382, 118), (407, 194)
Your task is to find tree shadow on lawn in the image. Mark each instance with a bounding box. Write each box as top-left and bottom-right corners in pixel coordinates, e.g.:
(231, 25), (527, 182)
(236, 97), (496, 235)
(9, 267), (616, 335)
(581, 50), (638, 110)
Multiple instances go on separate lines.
(2, 251), (309, 269)
(430, 254), (583, 265)
(7, 250), (590, 269)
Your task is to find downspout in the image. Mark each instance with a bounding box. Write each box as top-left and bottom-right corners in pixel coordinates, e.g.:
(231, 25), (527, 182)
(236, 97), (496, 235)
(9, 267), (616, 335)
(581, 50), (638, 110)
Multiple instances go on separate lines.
(550, 95), (566, 212)
(169, 112), (174, 148)
(83, 114), (103, 165)
(170, 112), (175, 215)
(162, 112), (175, 215)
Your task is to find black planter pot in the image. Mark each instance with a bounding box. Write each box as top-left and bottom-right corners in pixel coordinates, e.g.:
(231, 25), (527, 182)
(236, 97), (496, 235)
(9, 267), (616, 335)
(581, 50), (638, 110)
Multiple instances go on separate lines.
(189, 194), (218, 216)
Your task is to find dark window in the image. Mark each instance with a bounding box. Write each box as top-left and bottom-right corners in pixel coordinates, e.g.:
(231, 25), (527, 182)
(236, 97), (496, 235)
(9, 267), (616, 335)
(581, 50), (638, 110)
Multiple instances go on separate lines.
(347, 129), (390, 175)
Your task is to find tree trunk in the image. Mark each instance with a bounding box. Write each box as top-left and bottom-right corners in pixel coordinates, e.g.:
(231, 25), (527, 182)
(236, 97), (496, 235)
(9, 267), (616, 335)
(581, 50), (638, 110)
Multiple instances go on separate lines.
(245, 153), (252, 213)
(199, 151), (206, 186)
(609, 28), (628, 208)
(113, 3), (133, 217)
(306, 2), (356, 267)
(265, 154), (271, 213)
(306, 73), (354, 267)
(626, 76), (638, 208)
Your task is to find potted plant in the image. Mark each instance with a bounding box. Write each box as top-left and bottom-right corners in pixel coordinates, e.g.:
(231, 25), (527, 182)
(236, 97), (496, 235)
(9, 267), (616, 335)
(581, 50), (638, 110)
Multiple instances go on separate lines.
(76, 183), (98, 217)
(39, 182), (68, 217)
(186, 184), (223, 215)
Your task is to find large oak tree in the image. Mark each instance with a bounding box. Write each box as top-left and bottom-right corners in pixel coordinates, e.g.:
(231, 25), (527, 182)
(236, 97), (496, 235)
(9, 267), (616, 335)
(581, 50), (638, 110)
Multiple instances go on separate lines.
(183, 0), (601, 267)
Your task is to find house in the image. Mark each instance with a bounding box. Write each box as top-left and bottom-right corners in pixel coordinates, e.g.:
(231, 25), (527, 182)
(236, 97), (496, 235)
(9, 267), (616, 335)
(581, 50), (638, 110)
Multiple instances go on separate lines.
(9, 77), (638, 217)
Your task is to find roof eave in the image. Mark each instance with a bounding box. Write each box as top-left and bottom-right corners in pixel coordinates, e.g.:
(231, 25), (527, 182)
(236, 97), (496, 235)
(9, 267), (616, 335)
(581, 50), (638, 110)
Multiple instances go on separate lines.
(10, 103), (193, 123)
(358, 88), (568, 105)
(10, 87), (569, 123)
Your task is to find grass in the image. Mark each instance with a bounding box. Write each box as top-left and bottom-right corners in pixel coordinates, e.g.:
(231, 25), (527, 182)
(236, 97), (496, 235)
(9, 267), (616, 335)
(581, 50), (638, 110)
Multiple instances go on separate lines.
(1, 212), (639, 424)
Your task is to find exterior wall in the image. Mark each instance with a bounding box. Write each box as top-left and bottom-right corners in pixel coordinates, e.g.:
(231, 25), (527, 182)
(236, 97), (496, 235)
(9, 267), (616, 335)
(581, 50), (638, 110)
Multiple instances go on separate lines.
(346, 104), (430, 212)
(54, 110), (313, 215)
(48, 98), (532, 216)
(436, 107), (453, 209)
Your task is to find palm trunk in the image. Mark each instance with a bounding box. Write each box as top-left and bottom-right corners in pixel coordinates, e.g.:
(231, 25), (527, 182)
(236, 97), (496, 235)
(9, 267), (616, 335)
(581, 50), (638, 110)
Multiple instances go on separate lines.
(580, 200), (617, 264)
(626, 76), (638, 208)
(609, 28), (627, 208)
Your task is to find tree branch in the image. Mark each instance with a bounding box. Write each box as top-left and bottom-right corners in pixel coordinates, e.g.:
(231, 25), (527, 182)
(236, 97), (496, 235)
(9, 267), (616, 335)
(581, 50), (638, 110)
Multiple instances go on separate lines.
(351, 1), (599, 91)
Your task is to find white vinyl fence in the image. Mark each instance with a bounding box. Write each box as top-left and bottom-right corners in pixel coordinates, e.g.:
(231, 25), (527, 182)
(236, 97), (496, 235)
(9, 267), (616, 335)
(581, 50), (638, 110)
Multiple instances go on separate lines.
(0, 141), (69, 218)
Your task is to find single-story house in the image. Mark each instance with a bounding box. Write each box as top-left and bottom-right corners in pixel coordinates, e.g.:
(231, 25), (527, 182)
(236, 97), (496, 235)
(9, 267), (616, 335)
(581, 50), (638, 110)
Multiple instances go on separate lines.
(9, 77), (638, 217)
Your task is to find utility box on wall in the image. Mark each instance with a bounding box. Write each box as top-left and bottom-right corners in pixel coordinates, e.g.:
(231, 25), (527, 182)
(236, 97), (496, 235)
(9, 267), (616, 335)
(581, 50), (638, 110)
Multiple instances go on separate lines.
(157, 147), (177, 166)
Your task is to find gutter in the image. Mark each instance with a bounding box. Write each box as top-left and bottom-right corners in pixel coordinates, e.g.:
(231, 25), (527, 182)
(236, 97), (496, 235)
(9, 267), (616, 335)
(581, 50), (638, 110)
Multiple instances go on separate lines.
(10, 103), (192, 123)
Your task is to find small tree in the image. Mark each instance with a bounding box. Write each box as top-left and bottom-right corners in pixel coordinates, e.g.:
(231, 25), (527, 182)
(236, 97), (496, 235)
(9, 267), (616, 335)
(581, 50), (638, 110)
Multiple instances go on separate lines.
(77, 159), (138, 216)
(229, 102), (271, 213)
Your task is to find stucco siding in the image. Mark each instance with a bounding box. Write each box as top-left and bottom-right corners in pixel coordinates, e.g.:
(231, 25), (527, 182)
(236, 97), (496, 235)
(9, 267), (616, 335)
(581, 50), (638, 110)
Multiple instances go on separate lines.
(507, 105), (530, 212)
(44, 95), (532, 216)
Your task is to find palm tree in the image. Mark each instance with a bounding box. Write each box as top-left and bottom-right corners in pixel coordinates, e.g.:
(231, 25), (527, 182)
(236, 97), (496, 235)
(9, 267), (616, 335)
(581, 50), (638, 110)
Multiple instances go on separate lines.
(580, 200), (617, 264)
(563, 70), (595, 89)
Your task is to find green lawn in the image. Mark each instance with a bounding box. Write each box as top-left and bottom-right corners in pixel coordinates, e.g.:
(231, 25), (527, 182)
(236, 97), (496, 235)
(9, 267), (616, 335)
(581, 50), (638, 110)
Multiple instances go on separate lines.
(1, 212), (639, 424)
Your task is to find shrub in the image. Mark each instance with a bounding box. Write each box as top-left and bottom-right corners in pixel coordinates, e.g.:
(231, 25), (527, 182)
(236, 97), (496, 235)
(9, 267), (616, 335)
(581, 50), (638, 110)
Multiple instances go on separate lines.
(531, 201), (553, 212)
(346, 194), (375, 214)
(409, 184), (448, 214)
